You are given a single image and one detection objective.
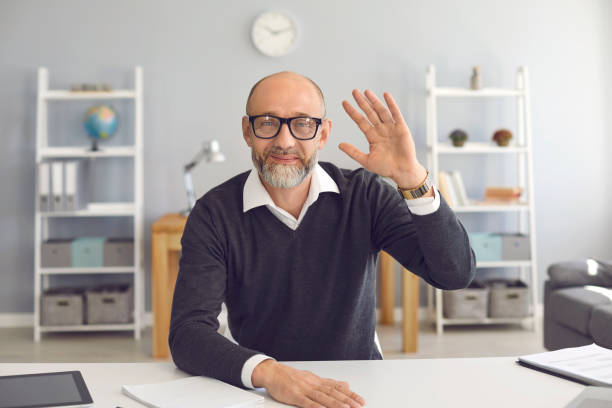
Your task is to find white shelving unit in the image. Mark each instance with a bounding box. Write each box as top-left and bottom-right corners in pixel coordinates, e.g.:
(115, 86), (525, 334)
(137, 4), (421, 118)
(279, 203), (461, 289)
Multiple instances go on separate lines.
(425, 65), (538, 334)
(33, 66), (144, 341)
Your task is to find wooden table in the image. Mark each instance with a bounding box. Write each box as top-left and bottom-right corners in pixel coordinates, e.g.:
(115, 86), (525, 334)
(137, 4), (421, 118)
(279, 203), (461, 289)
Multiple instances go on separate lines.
(152, 213), (187, 359)
(151, 213), (419, 359)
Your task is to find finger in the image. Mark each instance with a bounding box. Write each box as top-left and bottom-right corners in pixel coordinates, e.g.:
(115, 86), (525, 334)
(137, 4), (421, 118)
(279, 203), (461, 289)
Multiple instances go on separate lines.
(364, 89), (394, 123)
(338, 143), (368, 167)
(319, 385), (364, 408)
(326, 381), (366, 406)
(342, 100), (374, 136)
(383, 92), (405, 124)
(306, 388), (350, 408)
(352, 89), (382, 126)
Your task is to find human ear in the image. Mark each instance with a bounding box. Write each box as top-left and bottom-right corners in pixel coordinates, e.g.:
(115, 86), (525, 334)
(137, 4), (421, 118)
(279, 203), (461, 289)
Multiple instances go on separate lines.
(317, 118), (331, 150)
(242, 116), (253, 147)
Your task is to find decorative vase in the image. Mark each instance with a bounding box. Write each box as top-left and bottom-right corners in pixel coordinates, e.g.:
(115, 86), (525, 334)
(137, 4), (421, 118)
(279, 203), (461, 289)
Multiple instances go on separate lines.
(470, 67), (481, 90)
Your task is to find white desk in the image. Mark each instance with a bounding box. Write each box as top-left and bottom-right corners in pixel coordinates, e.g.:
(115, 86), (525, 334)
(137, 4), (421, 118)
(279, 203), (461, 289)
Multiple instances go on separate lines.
(0, 358), (584, 407)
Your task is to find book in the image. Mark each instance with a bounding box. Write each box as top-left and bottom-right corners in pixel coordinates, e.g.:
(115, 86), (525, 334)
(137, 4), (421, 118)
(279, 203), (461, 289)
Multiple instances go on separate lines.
(484, 186), (523, 202)
(122, 376), (264, 408)
(437, 171), (455, 207)
(518, 343), (612, 387)
(450, 171), (469, 206)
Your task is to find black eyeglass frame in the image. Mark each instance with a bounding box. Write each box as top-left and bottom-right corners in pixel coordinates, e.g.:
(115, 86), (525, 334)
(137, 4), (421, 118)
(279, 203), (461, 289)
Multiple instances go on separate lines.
(248, 115), (322, 140)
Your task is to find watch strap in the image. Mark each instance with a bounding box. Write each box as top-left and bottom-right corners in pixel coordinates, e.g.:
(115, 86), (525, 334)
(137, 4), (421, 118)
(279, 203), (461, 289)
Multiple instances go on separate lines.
(398, 171), (433, 200)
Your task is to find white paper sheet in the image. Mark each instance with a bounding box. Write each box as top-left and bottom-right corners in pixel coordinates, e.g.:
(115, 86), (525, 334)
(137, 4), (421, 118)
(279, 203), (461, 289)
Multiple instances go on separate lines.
(519, 343), (612, 387)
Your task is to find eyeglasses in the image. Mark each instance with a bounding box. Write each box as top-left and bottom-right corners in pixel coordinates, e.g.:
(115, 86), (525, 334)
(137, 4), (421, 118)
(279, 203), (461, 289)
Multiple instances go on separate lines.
(248, 115), (322, 140)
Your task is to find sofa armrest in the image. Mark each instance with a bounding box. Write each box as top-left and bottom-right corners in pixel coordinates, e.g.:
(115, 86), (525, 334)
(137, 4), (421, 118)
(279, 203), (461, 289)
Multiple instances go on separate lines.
(547, 260), (612, 289)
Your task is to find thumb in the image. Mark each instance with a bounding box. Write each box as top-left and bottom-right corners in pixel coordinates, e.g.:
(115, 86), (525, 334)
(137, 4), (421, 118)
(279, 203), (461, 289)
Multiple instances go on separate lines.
(338, 142), (368, 167)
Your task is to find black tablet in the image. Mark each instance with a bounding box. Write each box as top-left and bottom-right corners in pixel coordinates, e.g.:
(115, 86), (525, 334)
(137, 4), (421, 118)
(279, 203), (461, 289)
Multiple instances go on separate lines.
(0, 371), (93, 408)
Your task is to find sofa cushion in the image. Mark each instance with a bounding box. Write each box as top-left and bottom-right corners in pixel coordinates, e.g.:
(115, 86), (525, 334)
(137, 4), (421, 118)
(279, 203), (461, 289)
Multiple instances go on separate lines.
(549, 287), (612, 335)
(548, 260), (612, 289)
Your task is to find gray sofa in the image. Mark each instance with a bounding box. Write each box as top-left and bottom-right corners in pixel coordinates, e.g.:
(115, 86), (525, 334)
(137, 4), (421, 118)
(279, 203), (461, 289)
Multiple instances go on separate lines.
(544, 260), (612, 350)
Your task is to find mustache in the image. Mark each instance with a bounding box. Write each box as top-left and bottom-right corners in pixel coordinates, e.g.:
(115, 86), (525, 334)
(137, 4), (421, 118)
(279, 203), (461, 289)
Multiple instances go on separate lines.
(264, 146), (304, 160)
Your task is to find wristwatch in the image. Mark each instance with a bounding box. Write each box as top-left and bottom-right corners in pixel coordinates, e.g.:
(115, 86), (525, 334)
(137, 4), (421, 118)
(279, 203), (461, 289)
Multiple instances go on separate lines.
(398, 171), (433, 200)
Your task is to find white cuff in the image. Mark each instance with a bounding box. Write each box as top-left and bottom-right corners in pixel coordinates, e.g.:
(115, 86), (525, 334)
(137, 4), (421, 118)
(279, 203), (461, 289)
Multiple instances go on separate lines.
(405, 187), (440, 215)
(241, 354), (275, 389)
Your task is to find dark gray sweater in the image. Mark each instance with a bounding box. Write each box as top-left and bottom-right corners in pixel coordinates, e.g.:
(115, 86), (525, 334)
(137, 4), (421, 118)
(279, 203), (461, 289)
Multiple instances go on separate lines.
(169, 162), (475, 388)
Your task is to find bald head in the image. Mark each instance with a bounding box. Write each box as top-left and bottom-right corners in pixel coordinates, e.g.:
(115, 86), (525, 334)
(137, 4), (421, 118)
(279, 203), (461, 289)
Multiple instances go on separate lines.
(246, 71), (326, 117)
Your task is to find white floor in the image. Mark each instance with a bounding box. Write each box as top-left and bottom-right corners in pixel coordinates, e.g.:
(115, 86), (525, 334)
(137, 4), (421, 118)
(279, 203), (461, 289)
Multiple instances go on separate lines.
(0, 317), (546, 362)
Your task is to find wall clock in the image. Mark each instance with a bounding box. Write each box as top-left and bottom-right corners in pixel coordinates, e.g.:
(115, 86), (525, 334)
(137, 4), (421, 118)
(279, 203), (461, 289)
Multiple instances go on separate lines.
(251, 11), (298, 57)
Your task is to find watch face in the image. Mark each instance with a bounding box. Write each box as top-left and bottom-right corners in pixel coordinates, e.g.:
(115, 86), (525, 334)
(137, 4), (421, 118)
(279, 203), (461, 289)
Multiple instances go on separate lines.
(251, 11), (298, 57)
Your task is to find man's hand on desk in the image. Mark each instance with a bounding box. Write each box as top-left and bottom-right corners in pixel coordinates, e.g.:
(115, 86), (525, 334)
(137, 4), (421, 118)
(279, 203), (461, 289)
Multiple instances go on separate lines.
(252, 359), (366, 408)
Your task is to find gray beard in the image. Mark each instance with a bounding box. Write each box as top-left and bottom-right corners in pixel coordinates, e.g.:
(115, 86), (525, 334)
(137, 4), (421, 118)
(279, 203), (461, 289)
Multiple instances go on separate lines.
(252, 148), (318, 189)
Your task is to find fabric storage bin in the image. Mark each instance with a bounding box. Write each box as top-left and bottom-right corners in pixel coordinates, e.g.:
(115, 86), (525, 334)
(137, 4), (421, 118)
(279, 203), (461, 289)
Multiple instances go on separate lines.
(443, 281), (489, 319)
(468, 233), (502, 262)
(501, 234), (531, 260)
(85, 284), (133, 324)
(41, 287), (84, 326)
(71, 237), (105, 267)
(104, 238), (134, 267)
(41, 239), (72, 268)
(487, 279), (530, 318)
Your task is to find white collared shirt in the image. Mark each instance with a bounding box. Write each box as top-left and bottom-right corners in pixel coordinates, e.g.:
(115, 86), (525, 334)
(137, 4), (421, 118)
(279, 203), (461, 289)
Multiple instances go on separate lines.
(238, 163), (440, 388)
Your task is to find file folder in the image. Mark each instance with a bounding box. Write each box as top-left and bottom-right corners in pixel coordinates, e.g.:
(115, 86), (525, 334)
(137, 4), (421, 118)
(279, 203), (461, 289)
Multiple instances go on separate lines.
(51, 161), (64, 211)
(38, 162), (50, 212)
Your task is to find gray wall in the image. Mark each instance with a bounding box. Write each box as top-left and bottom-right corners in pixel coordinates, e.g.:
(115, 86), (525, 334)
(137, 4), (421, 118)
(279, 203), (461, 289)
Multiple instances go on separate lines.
(1, 0), (611, 314)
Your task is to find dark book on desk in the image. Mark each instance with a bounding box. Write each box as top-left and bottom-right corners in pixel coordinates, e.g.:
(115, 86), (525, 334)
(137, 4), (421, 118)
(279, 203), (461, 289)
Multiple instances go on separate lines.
(518, 344), (612, 387)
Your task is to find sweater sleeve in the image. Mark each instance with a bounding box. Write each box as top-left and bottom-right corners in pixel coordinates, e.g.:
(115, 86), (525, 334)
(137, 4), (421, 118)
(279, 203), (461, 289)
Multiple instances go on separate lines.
(169, 199), (260, 388)
(368, 173), (476, 290)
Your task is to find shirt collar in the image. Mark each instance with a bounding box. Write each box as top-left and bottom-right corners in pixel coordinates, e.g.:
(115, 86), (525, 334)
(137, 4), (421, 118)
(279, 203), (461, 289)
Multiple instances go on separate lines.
(243, 163), (339, 213)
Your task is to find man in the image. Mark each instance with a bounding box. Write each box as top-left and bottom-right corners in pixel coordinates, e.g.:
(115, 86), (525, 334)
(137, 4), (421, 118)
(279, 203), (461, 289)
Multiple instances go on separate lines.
(169, 71), (476, 408)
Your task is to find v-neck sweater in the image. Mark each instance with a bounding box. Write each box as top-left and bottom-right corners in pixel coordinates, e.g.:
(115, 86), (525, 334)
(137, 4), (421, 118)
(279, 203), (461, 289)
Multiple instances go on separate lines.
(169, 161), (476, 388)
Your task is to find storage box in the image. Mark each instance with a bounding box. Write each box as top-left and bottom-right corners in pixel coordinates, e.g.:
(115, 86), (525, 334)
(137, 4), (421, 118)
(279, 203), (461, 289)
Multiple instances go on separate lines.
(71, 237), (105, 267)
(41, 239), (72, 268)
(104, 238), (134, 267)
(85, 284), (133, 324)
(501, 234), (530, 260)
(41, 287), (84, 326)
(488, 279), (530, 318)
(468, 233), (502, 262)
(443, 281), (489, 319)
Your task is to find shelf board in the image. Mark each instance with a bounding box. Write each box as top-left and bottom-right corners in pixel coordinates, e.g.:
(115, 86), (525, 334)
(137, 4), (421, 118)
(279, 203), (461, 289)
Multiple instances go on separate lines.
(38, 146), (136, 159)
(454, 203), (530, 213)
(431, 87), (524, 97)
(42, 90), (136, 100)
(39, 206), (136, 217)
(477, 260), (533, 268)
(441, 316), (533, 325)
(40, 267), (136, 275)
(434, 142), (528, 154)
(39, 323), (135, 332)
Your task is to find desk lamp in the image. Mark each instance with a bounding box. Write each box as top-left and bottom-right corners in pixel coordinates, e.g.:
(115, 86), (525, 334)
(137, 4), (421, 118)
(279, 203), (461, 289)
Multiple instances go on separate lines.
(183, 139), (225, 213)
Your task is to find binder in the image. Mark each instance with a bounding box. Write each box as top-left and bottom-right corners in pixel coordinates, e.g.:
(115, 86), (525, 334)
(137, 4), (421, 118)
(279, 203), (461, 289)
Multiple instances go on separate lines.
(64, 161), (77, 211)
(38, 162), (50, 212)
(51, 161), (64, 211)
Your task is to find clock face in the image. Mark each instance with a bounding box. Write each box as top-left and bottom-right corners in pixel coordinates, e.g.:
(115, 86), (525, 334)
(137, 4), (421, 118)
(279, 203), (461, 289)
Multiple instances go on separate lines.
(251, 11), (298, 57)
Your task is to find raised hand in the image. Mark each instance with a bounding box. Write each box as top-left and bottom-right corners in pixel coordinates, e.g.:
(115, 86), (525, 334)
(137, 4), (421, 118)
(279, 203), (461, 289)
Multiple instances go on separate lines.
(340, 89), (427, 189)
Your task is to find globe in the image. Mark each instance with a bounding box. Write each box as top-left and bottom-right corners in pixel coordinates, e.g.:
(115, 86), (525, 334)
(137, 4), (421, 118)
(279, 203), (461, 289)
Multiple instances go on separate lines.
(84, 105), (118, 151)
